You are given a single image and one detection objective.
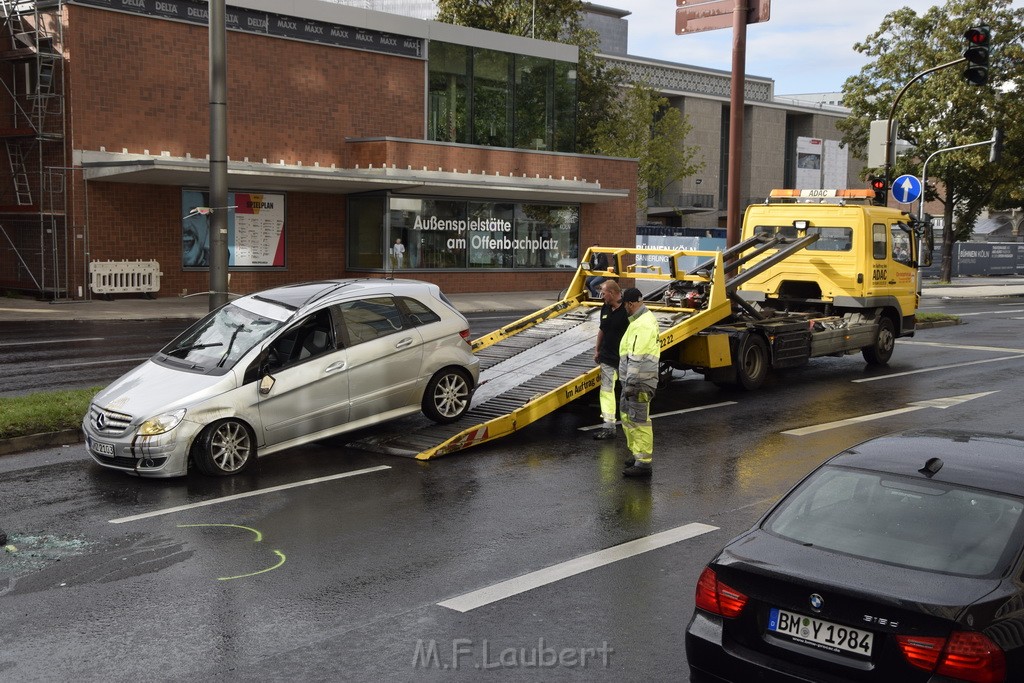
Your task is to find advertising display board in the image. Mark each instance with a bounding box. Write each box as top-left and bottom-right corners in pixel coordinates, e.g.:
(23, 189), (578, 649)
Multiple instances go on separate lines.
(182, 189), (286, 269)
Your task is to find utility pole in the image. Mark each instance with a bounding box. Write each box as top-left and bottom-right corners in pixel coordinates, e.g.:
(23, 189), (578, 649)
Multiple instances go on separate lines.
(209, 0), (229, 311)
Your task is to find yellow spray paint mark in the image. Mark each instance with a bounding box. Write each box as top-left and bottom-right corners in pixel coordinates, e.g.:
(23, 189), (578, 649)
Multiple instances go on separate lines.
(217, 550), (287, 581)
(177, 523), (286, 581)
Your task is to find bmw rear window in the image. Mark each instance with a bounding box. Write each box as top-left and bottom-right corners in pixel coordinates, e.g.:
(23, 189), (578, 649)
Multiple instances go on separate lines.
(764, 466), (1024, 577)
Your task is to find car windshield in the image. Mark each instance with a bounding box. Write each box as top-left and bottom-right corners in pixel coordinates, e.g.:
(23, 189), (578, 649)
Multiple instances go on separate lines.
(765, 466), (1024, 577)
(158, 304), (283, 372)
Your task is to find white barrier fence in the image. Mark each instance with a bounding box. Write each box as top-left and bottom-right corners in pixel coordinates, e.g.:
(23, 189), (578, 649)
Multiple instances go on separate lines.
(89, 260), (162, 297)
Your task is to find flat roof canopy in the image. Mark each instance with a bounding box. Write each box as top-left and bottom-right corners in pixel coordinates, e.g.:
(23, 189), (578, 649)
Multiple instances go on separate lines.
(78, 151), (629, 205)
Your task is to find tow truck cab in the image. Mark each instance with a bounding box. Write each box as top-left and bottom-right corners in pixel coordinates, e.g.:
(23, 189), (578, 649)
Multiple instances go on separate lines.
(735, 188), (928, 334)
(671, 188), (933, 389)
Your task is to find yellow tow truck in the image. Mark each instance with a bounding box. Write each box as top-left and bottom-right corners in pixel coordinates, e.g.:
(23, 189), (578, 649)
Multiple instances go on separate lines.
(349, 188), (931, 459)
(667, 188), (931, 389)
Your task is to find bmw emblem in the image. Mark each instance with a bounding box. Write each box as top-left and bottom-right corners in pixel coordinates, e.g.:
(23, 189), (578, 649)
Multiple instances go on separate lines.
(809, 593), (824, 612)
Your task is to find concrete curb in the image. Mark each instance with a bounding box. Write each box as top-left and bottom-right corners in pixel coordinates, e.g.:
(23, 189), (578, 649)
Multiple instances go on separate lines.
(0, 428), (82, 456)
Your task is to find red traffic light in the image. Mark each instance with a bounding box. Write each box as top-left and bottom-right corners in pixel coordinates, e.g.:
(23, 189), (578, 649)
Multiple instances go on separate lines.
(870, 177), (886, 192)
(962, 25), (990, 85)
(964, 26), (990, 45)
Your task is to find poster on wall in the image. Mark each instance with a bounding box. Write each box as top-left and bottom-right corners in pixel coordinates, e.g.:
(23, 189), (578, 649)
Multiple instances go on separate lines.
(795, 137), (823, 189)
(182, 189), (286, 268)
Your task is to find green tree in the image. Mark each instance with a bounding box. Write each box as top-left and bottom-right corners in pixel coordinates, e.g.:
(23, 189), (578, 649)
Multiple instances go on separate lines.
(593, 83), (703, 216)
(837, 0), (1024, 281)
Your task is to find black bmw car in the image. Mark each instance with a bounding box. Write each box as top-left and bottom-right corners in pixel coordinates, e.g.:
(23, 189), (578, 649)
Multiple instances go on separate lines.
(686, 430), (1024, 682)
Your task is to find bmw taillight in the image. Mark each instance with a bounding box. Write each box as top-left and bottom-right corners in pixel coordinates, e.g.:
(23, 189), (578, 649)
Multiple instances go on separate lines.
(694, 567), (748, 618)
(897, 631), (1006, 683)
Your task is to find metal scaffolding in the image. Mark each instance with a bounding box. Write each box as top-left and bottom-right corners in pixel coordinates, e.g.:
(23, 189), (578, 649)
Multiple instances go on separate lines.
(0, 0), (68, 299)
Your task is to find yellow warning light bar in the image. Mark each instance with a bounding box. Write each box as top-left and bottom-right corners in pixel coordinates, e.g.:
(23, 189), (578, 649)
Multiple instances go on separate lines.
(769, 189), (875, 199)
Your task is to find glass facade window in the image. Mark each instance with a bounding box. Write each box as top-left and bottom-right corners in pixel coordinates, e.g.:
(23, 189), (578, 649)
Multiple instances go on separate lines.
(428, 42), (471, 144)
(514, 55), (553, 150)
(472, 49), (512, 147)
(347, 195), (387, 268)
(426, 41), (576, 153)
(347, 194), (578, 271)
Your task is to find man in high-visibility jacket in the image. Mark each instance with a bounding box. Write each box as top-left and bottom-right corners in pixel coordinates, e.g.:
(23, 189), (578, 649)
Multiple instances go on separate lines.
(618, 287), (660, 478)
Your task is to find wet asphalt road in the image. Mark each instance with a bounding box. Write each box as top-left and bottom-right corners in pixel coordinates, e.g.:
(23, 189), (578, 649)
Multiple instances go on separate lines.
(2, 297), (1024, 680)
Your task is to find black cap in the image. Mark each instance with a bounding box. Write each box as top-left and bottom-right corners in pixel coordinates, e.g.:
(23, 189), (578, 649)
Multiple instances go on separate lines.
(622, 287), (643, 303)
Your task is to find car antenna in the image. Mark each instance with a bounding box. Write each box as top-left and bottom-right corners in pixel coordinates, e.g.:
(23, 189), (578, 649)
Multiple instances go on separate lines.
(919, 457), (943, 477)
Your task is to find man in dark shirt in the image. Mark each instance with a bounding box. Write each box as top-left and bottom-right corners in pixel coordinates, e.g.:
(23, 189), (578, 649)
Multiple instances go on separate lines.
(593, 279), (630, 440)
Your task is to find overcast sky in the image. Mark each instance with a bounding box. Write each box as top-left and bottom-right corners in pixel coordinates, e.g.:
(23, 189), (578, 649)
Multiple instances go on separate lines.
(621, 0), (1022, 95)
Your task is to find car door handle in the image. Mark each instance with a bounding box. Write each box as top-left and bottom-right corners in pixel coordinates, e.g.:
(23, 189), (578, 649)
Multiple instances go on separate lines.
(395, 337), (414, 349)
(325, 361), (347, 373)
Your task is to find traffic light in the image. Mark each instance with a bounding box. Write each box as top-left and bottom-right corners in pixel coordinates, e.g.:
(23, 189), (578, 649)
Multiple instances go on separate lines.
(869, 176), (887, 206)
(963, 25), (990, 86)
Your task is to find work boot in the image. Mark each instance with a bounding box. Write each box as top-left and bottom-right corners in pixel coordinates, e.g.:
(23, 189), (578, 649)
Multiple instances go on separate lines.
(592, 427), (616, 440)
(623, 461), (652, 478)
(624, 456), (635, 467)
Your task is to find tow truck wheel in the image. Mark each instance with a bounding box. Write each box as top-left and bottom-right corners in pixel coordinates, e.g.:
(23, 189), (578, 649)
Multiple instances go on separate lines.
(736, 334), (768, 391)
(863, 317), (895, 365)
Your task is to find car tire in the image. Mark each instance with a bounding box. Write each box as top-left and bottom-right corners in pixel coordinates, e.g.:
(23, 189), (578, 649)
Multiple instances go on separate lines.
(192, 418), (255, 476)
(736, 333), (768, 391)
(863, 316), (895, 366)
(422, 367), (472, 424)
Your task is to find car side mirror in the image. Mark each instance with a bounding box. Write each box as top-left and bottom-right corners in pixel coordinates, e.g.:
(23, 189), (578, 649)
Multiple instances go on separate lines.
(259, 374), (276, 395)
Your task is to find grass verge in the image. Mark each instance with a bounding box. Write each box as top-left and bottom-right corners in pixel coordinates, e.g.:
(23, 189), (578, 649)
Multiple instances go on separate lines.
(916, 312), (961, 324)
(0, 387), (99, 440)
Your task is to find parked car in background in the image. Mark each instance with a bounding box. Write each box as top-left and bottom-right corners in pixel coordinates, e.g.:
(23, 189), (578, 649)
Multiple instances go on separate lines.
(687, 429), (1024, 682)
(83, 279), (479, 478)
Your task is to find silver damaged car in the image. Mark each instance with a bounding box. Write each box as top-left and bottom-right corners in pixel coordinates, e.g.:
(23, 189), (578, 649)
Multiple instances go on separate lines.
(83, 279), (479, 478)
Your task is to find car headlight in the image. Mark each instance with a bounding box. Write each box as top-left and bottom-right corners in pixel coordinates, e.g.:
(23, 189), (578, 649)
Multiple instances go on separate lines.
(138, 409), (186, 436)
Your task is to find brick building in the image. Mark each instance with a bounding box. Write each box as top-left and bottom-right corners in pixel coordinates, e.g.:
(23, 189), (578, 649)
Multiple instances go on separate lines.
(0, 0), (637, 299)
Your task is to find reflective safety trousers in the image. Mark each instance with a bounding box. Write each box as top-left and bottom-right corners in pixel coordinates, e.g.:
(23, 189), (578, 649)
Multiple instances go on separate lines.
(620, 391), (653, 462)
(599, 363), (618, 424)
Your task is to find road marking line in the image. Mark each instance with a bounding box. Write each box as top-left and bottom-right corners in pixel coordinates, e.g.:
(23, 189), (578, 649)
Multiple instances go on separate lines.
(954, 308), (1024, 316)
(900, 340), (1024, 353)
(783, 407), (925, 436)
(0, 337), (105, 348)
(853, 354), (1024, 382)
(108, 466), (391, 524)
(578, 401), (737, 432)
(783, 392), (998, 436)
(438, 522), (718, 613)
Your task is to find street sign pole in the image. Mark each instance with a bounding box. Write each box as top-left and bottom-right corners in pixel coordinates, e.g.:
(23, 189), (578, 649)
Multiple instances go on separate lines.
(725, 0), (747, 248)
(677, 0), (768, 248)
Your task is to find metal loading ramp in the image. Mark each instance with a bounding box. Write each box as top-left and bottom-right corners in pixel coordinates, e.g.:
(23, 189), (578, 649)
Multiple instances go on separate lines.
(346, 248), (734, 460)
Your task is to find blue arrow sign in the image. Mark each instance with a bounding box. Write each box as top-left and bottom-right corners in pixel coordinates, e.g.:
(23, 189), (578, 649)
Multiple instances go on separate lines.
(893, 174), (922, 204)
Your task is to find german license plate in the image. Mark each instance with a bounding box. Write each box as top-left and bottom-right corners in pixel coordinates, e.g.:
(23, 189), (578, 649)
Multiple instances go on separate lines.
(768, 608), (873, 658)
(90, 439), (115, 457)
